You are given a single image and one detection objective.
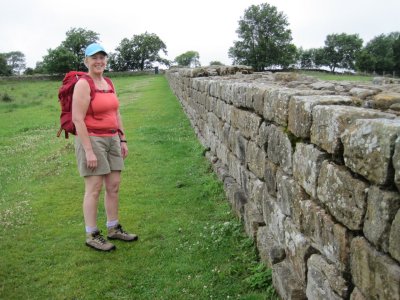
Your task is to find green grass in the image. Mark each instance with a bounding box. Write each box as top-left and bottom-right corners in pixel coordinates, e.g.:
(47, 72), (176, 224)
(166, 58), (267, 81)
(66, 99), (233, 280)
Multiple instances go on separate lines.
(298, 70), (374, 82)
(0, 75), (278, 299)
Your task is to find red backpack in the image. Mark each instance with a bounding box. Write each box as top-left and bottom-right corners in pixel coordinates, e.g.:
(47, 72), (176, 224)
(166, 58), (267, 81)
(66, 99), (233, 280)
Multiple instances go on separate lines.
(56, 71), (113, 138)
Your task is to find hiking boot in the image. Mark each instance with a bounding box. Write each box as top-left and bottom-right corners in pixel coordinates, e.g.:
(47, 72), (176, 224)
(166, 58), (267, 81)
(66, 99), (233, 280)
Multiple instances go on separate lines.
(107, 224), (138, 242)
(86, 230), (116, 251)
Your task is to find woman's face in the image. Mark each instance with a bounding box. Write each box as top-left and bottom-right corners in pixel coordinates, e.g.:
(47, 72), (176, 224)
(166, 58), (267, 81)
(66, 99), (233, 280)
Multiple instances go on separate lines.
(85, 53), (107, 73)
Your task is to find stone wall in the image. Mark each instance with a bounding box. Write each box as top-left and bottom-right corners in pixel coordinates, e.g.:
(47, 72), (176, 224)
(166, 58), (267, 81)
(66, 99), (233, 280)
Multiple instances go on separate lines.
(165, 67), (400, 300)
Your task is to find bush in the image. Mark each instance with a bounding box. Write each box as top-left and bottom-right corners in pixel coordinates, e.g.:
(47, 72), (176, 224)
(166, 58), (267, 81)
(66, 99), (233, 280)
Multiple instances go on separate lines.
(1, 93), (13, 102)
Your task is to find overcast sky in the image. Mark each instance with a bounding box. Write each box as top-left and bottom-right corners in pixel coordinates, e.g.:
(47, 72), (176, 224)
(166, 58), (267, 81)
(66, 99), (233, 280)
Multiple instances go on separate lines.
(1, 0), (399, 68)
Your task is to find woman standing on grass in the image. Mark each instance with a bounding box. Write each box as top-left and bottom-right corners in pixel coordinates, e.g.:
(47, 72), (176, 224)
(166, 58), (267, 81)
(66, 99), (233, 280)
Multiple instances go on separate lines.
(72, 43), (138, 251)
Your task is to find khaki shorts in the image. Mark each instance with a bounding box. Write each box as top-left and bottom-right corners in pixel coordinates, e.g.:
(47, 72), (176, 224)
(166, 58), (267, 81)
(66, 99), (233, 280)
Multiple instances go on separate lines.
(75, 135), (124, 177)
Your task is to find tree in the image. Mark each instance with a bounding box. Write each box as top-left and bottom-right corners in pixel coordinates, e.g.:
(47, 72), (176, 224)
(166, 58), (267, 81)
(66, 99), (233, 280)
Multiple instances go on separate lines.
(355, 49), (375, 73)
(62, 28), (99, 70)
(356, 32), (400, 74)
(108, 38), (135, 71)
(110, 32), (168, 71)
(33, 61), (46, 74)
(41, 27), (99, 73)
(0, 54), (12, 76)
(4, 51), (26, 74)
(322, 33), (363, 72)
(209, 61), (224, 66)
(23, 68), (35, 75)
(42, 46), (76, 74)
(228, 3), (296, 71)
(174, 51), (200, 67)
(298, 48), (316, 69)
(393, 35), (400, 75)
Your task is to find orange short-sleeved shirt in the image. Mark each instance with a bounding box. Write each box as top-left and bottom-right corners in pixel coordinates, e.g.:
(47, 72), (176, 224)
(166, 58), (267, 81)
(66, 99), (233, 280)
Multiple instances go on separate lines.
(85, 91), (119, 136)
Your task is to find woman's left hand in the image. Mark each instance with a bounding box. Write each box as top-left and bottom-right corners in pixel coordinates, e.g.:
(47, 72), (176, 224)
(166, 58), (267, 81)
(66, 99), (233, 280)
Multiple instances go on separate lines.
(121, 142), (128, 159)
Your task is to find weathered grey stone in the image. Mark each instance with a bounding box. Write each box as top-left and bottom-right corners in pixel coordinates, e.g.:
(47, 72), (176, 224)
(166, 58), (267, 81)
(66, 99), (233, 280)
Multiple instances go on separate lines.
(252, 84), (267, 115)
(317, 161), (368, 230)
(349, 87), (379, 99)
(351, 237), (400, 300)
(306, 254), (349, 300)
(206, 112), (221, 135)
(264, 160), (278, 197)
(239, 163), (254, 199)
(389, 210), (400, 263)
(342, 118), (400, 185)
(255, 121), (269, 148)
(231, 82), (250, 108)
(212, 159), (229, 182)
(215, 141), (229, 166)
(272, 260), (307, 300)
(371, 92), (400, 109)
(248, 178), (265, 213)
(277, 169), (308, 217)
(214, 99), (225, 121)
(227, 152), (243, 184)
(256, 226), (285, 267)
(392, 137), (400, 192)
(391, 103), (400, 111)
(364, 186), (400, 252)
(246, 141), (266, 179)
(243, 202), (264, 239)
(206, 95), (218, 113)
(349, 287), (366, 300)
(228, 129), (247, 163)
(232, 188), (247, 219)
(220, 81), (234, 104)
(262, 194), (286, 247)
(230, 106), (261, 140)
(311, 105), (395, 154)
(213, 118), (225, 143)
(274, 72), (301, 82)
(310, 81), (335, 90)
(293, 143), (329, 199)
(221, 122), (230, 146)
(208, 80), (221, 98)
(223, 176), (237, 209)
(267, 124), (293, 174)
(243, 85), (259, 111)
(264, 87), (301, 127)
(373, 77), (387, 85)
(284, 218), (315, 283)
(298, 199), (352, 272)
(288, 95), (353, 138)
(208, 131), (218, 154)
(221, 101), (233, 124)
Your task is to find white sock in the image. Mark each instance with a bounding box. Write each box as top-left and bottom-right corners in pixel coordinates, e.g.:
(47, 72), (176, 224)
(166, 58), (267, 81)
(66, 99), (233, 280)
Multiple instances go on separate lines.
(107, 220), (119, 228)
(85, 226), (98, 233)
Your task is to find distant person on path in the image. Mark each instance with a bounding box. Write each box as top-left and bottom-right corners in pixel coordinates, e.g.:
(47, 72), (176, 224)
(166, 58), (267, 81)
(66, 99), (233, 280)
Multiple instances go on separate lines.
(72, 43), (138, 251)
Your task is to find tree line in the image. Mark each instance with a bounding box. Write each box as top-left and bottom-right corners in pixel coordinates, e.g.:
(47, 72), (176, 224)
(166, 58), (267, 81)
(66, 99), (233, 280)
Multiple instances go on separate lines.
(1, 3), (399, 76)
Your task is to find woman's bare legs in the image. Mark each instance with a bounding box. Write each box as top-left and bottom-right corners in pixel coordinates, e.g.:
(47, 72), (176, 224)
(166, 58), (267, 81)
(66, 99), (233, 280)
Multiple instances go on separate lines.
(83, 175), (104, 228)
(104, 171), (121, 223)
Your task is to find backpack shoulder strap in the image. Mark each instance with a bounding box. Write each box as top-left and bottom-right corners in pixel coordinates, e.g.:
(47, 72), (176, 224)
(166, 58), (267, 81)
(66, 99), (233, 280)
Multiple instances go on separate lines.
(104, 77), (115, 93)
(81, 74), (96, 100)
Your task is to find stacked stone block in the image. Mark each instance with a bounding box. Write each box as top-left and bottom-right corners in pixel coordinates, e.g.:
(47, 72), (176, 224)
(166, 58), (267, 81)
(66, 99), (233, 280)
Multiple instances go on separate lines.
(166, 67), (400, 300)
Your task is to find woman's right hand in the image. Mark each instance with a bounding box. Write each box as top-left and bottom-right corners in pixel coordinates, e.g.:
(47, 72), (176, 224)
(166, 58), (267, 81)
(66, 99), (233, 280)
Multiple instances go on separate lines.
(85, 150), (98, 170)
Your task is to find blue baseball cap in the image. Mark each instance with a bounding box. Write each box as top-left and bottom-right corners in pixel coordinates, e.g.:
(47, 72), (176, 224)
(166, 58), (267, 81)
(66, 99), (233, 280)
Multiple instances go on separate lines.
(85, 43), (107, 57)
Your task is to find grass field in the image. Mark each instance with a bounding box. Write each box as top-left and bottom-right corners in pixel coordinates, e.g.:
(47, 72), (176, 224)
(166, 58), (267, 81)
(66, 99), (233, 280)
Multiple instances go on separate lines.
(0, 75), (278, 299)
(298, 70), (374, 82)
